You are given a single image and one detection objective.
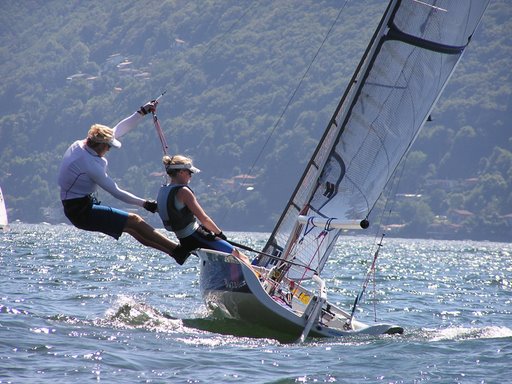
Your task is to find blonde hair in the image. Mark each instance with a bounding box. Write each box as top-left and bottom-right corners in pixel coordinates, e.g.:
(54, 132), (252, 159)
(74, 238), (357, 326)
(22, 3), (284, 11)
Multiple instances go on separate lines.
(87, 124), (114, 147)
(163, 155), (193, 176)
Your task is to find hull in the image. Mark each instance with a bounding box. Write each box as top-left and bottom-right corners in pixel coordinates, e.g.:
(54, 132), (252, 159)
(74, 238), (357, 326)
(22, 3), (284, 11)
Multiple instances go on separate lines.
(197, 249), (403, 341)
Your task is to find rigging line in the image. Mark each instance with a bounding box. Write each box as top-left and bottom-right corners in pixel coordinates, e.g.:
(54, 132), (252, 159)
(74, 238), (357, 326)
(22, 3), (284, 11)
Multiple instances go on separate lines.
(157, 2), (260, 98)
(226, 239), (318, 273)
(113, 5), (259, 154)
(374, 149), (411, 245)
(222, 1), (351, 222)
(348, 233), (384, 325)
(297, 230), (328, 282)
(199, 2), (260, 59)
(350, 150), (413, 320)
(248, 1), (349, 174)
(148, 3), (259, 176)
(364, 152), (410, 319)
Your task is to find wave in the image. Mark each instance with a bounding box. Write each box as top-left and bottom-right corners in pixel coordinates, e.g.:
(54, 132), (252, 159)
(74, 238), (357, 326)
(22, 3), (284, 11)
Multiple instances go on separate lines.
(95, 295), (186, 333)
(427, 325), (512, 341)
(0, 304), (31, 316)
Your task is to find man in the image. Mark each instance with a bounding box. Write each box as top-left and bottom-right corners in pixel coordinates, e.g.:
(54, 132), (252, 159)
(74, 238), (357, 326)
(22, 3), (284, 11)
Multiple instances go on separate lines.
(58, 100), (189, 265)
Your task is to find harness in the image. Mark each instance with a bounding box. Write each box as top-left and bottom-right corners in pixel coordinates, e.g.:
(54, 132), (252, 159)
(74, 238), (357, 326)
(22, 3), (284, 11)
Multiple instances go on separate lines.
(157, 184), (196, 236)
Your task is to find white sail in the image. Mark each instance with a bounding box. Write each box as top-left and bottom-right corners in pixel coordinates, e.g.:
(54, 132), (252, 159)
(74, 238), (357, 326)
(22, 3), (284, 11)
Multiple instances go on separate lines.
(197, 0), (490, 340)
(258, 0), (490, 280)
(0, 186), (8, 229)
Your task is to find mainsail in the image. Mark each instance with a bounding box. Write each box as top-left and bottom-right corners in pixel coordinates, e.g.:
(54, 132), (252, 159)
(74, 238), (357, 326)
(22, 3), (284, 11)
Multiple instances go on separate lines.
(258, 0), (490, 279)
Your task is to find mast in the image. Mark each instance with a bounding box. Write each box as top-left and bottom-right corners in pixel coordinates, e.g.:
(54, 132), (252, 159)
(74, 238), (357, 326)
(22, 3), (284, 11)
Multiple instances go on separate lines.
(258, 0), (491, 279)
(262, 0), (399, 265)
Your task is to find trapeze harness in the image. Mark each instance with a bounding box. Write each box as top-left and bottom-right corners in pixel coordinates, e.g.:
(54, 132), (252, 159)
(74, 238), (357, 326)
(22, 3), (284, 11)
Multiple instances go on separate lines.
(157, 184), (233, 254)
(157, 184), (198, 237)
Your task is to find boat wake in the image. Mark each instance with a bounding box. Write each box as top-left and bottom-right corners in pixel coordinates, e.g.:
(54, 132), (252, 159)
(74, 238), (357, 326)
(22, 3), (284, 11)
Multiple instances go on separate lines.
(95, 295), (186, 333)
(0, 303), (30, 316)
(97, 296), (281, 345)
(426, 326), (512, 342)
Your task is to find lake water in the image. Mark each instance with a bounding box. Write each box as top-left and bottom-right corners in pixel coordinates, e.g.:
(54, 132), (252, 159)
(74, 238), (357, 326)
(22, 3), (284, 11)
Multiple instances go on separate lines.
(1, 223), (511, 383)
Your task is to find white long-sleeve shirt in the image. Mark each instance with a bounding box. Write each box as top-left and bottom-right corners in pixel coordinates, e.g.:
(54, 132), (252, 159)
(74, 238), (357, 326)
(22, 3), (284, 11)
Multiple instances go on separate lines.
(58, 112), (145, 206)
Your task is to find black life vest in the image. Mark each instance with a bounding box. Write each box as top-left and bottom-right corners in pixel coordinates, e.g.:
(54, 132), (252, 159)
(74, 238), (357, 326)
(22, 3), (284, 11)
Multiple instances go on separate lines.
(157, 184), (195, 233)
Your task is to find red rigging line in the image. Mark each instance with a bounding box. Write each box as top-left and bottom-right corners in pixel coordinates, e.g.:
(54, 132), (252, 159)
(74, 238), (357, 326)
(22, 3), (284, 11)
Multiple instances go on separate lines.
(151, 91), (169, 156)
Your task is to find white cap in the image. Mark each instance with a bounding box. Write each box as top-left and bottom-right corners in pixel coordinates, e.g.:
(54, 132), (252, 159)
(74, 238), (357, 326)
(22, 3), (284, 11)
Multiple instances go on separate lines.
(165, 162), (201, 173)
(87, 124), (122, 148)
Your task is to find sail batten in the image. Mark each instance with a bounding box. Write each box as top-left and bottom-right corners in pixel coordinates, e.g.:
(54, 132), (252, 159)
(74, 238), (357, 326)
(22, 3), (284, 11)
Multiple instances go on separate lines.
(259, 0), (489, 280)
(387, 26), (466, 54)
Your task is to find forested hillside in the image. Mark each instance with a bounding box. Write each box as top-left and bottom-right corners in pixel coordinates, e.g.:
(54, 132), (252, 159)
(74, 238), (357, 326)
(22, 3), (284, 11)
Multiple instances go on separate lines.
(0, 1), (510, 241)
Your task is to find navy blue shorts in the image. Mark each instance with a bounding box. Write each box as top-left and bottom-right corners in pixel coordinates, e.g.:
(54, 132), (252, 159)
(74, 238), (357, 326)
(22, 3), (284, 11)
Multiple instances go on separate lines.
(63, 197), (128, 240)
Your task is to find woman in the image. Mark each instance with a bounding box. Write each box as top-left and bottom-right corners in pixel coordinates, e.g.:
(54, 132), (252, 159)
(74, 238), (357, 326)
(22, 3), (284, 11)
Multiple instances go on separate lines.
(157, 154), (246, 260)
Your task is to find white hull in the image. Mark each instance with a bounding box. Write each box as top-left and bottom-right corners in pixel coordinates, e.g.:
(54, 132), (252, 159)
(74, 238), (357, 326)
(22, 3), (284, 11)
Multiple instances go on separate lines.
(197, 248), (402, 341)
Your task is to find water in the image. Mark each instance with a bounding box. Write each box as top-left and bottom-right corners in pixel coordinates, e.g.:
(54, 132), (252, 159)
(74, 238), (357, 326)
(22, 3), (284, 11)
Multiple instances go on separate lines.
(1, 224), (511, 383)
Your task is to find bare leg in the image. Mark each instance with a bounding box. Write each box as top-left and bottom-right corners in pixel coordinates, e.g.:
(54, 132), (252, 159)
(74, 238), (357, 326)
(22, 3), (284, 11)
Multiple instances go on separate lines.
(123, 213), (177, 256)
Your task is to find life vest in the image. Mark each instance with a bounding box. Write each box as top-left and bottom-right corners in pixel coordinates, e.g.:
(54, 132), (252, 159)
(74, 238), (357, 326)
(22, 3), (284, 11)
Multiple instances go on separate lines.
(157, 184), (196, 235)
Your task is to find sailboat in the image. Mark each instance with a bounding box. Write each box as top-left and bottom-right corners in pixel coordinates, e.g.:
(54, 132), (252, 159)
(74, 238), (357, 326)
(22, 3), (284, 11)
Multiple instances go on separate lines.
(196, 0), (490, 341)
(0, 186), (8, 229)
